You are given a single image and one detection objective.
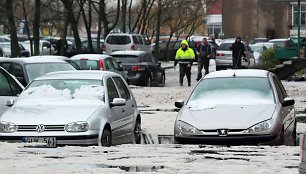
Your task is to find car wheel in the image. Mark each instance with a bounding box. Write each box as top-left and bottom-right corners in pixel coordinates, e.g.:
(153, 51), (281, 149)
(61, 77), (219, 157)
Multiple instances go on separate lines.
(216, 66), (222, 71)
(160, 73), (165, 86)
(145, 76), (152, 87)
(134, 118), (141, 144)
(101, 127), (112, 147)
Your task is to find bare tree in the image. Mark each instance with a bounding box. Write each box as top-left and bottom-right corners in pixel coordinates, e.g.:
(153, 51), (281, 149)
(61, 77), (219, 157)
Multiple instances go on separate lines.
(5, 0), (20, 57)
(33, 0), (41, 56)
(79, 0), (94, 53)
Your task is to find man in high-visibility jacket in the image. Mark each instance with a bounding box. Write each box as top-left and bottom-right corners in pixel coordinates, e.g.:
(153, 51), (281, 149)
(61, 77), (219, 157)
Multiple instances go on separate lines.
(173, 40), (195, 86)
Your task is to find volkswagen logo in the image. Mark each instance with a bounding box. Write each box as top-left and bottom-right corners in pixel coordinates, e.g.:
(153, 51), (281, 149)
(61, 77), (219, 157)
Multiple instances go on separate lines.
(217, 129), (229, 136)
(36, 124), (45, 133)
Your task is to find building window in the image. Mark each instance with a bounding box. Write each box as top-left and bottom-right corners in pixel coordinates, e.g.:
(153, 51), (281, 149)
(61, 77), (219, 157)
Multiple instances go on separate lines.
(292, 4), (306, 26)
(208, 25), (222, 36)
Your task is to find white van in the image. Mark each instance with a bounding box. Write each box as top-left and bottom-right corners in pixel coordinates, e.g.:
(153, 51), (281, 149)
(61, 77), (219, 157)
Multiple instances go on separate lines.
(103, 33), (151, 55)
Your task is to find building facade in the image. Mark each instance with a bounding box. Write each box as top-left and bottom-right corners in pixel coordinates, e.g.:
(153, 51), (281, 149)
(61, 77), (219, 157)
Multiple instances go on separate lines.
(206, 0), (223, 37)
(222, 0), (290, 42)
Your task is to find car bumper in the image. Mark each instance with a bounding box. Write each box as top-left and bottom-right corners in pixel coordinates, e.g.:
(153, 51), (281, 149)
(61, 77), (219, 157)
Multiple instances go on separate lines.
(174, 134), (277, 145)
(299, 162), (306, 174)
(0, 134), (99, 146)
(127, 72), (147, 85)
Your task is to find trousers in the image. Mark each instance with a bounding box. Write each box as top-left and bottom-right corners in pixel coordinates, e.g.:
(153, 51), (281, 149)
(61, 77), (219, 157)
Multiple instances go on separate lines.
(179, 64), (191, 86)
(197, 58), (210, 81)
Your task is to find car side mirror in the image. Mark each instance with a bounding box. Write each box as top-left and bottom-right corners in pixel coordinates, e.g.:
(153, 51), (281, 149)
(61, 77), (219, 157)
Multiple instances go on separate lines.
(282, 98), (295, 107)
(6, 99), (15, 107)
(110, 98), (126, 107)
(175, 101), (184, 108)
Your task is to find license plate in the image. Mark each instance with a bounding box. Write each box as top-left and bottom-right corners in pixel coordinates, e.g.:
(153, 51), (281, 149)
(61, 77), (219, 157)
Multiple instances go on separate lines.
(24, 137), (56, 147)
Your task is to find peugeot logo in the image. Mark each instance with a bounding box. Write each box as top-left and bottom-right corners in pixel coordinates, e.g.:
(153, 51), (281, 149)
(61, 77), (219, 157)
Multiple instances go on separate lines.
(36, 124), (45, 133)
(217, 129), (229, 136)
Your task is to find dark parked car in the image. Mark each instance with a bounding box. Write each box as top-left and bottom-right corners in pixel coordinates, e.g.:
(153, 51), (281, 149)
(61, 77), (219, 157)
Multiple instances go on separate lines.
(0, 66), (24, 116)
(0, 57), (77, 86)
(0, 42), (30, 57)
(111, 51), (165, 87)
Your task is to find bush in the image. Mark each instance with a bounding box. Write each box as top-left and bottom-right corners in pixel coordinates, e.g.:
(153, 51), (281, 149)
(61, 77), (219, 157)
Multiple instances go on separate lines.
(254, 48), (280, 70)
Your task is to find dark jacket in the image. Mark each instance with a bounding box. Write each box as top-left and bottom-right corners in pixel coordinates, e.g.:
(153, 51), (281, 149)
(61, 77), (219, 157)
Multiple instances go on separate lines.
(197, 44), (211, 61)
(230, 41), (246, 58)
(55, 39), (68, 55)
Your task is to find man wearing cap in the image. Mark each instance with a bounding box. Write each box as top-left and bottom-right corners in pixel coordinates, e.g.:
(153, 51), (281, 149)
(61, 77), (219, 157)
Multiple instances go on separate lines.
(173, 40), (195, 86)
(230, 36), (246, 69)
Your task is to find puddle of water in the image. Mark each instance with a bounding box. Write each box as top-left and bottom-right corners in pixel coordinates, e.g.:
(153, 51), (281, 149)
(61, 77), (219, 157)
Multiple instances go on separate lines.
(46, 163), (164, 172)
(189, 150), (219, 155)
(202, 156), (250, 162)
(44, 156), (65, 159)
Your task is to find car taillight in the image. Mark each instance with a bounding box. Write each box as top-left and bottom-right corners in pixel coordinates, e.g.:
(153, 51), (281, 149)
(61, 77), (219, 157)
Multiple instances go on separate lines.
(131, 44), (136, 50)
(131, 65), (145, 71)
(99, 59), (104, 71)
(217, 53), (225, 57)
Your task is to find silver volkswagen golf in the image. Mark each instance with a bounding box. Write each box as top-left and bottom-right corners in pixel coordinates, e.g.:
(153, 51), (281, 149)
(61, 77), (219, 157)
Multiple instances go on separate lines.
(174, 69), (296, 145)
(0, 71), (141, 147)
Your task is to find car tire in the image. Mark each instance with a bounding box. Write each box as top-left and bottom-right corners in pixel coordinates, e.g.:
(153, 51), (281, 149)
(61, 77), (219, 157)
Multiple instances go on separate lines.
(160, 73), (165, 86)
(145, 76), (152, 87)
(292, 121), (297, 146)
(101, 127), (112, 147)
(216, 66), (223, 71)
(134, 118), (141, 144)
(277, 128), (285, 146)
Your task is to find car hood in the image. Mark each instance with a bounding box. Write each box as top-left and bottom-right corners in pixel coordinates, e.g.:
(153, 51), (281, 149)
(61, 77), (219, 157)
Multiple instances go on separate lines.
(179, 104), (275, 130)
(0, 99), (103, 125)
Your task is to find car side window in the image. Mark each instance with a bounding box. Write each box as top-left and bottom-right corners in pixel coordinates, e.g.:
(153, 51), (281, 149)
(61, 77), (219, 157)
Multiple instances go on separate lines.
(113, 77), (131, 100)
(0, 69), (22, 96)
(0, 63), (11, 70)
(107, 78), (119, 103)
(110, 57), (120, 70)
(105, 58), (115, 70)
(272, 76), (286, 102)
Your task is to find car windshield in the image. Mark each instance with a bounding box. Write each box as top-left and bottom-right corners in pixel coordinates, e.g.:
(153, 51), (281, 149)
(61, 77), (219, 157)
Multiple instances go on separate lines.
(25, 63), (76, 82)
(188, 77), (274, 108)
(72, 60), (100, 70)
(19, 79), (104, 102)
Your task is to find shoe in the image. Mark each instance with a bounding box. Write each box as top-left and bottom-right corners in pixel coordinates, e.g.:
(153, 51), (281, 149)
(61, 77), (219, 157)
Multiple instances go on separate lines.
(188, 84), (191, 87)
(180, 83), (183, 86)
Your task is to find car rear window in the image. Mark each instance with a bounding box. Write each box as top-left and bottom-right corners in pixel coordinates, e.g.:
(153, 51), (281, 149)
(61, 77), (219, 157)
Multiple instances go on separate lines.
(112, 55), (141, 63)
(106, 36), (131, 45)
(72, 60), (99, 70)
(218, 43), (233, 50)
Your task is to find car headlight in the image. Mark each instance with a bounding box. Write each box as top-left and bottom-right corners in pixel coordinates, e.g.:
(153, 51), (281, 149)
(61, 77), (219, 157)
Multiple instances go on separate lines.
(0, 122), (17, 133)
(65, 122), (89, 132)
(246, 119), (274, 133)
(176, 121), (202, 135)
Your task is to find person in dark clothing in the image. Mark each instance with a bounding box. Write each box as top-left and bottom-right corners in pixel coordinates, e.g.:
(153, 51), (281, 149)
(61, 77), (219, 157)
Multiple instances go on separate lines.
(196, 38), (211, 81)
(173, 40), (195, 86)
(230, 36), (246, 69)
(55, 34), (68, 56)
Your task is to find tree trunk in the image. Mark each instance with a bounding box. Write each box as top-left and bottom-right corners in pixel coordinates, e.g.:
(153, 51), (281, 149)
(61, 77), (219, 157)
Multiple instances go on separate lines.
(6, 0), (20, 57)
(61, 0), (82, 53)
(21, 0), (33, 56)
(79, 0), (93, 53)
(33, 0), (41, 56)
(121, 0), (127, 33)
(154, 0), (162, 61)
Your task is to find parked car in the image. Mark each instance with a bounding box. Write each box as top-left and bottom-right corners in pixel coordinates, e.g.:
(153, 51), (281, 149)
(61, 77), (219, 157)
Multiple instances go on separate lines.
(104, 33), (151, 55)
(249, 44), (268, 65)
(0, 56), (77, 86)
(111, 51), (165, 87)
(70, 54), (128, 82)
(30, 55), (81, 70)
(0, 71), (141, 147)
(249, 38), (269, 45)
(0, 36), (10, 42)
(174, 69), (296, 145)
(21, 40), (55, 55)
(299, 132), (306, 173)
(215, 40), (255, 70)
(0, 42), (30, 57)
(0, 66), (24, 116)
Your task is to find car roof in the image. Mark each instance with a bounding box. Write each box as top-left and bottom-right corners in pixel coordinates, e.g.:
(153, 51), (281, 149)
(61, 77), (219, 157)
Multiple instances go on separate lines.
(110, 50), (147, 56)
(269, 38), (289, 42)
(70, 54), (111, 60)
(34, 70), (119, 80)
(0, 56), (70, 64)
(204, 69), (269, 79)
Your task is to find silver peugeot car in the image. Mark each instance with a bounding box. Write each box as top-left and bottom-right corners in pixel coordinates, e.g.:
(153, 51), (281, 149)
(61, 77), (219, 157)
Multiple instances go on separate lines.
(0, 71), (141, 147)
(174, 69), (296, 145)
